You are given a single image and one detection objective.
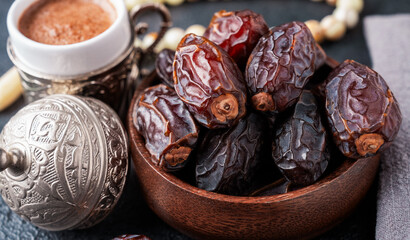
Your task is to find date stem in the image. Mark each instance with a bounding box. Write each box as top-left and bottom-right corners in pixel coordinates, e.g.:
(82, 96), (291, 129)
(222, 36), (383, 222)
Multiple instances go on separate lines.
(164, 146), (192, 166)
(211, 94), (239, 122)
(251, 92), (275, 112)
(355, 133), (384, 156)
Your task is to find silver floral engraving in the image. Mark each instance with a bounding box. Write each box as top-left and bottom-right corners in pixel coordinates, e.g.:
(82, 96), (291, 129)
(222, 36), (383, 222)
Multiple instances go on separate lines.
(0, 95), (128, 231)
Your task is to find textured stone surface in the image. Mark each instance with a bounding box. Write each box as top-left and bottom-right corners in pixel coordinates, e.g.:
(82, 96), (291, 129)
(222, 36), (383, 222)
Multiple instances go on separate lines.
(364, 14), (410, 240)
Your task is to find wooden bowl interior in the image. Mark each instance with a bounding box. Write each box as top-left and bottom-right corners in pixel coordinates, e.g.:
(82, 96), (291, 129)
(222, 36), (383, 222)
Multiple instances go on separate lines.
(127, 59), (380, 240)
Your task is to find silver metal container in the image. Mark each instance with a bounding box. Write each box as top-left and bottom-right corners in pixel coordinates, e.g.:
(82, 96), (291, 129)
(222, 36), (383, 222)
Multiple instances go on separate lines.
(7, 38), (135, 115)
(0, 94), (129, 231)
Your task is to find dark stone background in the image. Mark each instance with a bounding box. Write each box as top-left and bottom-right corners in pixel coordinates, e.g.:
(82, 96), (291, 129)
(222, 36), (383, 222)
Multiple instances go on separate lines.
(0, 0), (409, 239)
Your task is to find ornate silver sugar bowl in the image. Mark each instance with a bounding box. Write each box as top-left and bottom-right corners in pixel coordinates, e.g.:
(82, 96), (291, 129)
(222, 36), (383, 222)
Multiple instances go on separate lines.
(0, 2), (172, 231)
(0, 94), (128, 231)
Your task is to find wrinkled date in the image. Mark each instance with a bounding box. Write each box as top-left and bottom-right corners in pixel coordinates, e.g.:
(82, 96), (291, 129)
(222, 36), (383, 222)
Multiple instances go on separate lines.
(246, 21), (326, 113)
(134, 84), (199, 171)
(155, 49), (175, 88)
(203, 9), (269, 69)
(195, 113), (269, 196)
(174, 33), (247, 129)
(272, 90), (329, 186)
(133, 8), (404, 198)
(326, 60), (402, 158)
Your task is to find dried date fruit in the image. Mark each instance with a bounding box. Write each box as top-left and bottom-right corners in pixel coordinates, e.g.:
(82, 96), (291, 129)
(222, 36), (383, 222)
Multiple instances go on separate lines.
(133, 84), (199, 171)
(309, 78), (327, 103)
(113, 235), (151, 240)
(272, 90), (329, 186)
(246, 21), (327, 113)
(325, 60), (402, 158)
(195, 113), (269, 196)
(306, 62), (335, 101)
(174, 33), (247, 129)
(203, 9), (269, 69)
(155, 49), (175, 88)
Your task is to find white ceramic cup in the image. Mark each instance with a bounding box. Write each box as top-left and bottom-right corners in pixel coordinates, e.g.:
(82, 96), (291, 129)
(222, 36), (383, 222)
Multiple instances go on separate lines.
(7, 0), (132, 77)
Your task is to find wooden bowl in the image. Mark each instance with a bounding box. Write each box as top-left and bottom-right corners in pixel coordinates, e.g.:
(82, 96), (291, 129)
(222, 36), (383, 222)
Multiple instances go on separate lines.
(127, 60), (380, 240)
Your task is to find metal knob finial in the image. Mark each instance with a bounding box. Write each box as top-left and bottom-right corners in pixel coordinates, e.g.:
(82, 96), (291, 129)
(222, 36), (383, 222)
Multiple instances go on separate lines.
(0, 148), (13, 171)
(0, 148), (25, 172)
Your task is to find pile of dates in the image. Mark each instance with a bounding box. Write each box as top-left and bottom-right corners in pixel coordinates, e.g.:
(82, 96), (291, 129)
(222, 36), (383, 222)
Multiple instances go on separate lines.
(133, 9), (402, 196)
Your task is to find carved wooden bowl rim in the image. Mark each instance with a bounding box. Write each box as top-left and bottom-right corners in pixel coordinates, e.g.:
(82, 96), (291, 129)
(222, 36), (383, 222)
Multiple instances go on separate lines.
(127, 56), (379, 204)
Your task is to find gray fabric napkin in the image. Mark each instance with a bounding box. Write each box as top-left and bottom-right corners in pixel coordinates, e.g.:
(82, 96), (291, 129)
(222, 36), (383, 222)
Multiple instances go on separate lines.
(364, 14), (410, 240)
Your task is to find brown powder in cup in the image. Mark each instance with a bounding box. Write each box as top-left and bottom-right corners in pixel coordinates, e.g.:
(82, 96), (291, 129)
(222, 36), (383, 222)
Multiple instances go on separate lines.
(18, 0), (116, 45)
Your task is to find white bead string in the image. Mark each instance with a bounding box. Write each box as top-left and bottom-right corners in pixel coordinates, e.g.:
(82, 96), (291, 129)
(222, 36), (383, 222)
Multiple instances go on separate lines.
(307, 0), (363, 43)
(126, 0), (185, 11)
(128, 0), (364, 52)
(136, 20), (206, 53)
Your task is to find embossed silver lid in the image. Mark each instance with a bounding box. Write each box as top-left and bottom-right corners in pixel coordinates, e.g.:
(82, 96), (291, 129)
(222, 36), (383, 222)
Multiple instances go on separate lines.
(0, 94), (128, 231)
